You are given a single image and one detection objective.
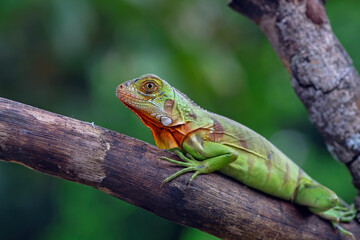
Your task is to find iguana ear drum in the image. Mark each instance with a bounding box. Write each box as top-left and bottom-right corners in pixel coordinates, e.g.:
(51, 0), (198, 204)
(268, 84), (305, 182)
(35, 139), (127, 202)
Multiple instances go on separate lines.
(164, 99), (174, 113)
(160, 116), (172, 126)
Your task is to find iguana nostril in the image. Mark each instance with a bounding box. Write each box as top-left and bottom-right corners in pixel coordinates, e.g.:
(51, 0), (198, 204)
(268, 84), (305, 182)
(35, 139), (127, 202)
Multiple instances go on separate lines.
(116, 84), (126, 99)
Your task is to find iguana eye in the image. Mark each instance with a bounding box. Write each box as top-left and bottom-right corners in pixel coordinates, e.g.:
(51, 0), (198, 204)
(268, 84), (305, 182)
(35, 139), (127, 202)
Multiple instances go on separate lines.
(141, 81), (158, 94)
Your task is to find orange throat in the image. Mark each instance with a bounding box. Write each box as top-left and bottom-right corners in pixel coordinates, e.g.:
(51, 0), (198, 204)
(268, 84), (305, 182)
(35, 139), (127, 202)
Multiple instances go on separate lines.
(122, 102), (185, 150)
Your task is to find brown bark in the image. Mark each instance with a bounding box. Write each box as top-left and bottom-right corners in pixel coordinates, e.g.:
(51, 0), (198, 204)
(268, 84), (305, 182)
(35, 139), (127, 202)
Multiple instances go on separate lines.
(228, 0), (360, 218)
(0, 97), (359, 239)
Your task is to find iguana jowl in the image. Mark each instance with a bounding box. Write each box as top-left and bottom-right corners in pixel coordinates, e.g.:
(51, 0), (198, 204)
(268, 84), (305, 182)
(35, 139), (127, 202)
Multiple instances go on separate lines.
(116, 74), (356, 237)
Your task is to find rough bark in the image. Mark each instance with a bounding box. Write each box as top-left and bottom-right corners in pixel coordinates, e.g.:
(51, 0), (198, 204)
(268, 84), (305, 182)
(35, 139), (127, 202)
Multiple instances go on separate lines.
(228, 0), (360, 217)
(0, 97), (359, 239)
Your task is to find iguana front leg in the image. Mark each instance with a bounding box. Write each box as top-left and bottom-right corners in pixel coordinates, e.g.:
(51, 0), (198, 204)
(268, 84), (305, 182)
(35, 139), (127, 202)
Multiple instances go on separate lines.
(161, 135), (238, 184)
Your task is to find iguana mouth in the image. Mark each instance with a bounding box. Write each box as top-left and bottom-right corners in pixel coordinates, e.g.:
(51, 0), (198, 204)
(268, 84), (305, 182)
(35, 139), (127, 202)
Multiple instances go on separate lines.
(116, 85), (147, 107)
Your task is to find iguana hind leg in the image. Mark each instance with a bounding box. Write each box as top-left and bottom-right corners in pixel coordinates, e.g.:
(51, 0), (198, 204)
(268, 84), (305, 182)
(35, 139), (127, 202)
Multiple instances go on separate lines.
(293, 181), (338, 211)
(293, 181), (356, 238)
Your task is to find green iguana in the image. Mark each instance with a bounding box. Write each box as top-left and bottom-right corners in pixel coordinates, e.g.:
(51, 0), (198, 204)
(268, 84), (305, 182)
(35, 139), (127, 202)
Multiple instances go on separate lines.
(116, 74), (356, 237)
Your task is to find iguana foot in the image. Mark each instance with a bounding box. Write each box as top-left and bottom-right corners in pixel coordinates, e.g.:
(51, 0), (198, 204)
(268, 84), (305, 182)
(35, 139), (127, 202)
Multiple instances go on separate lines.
(314, 203), (356, 239)
(161, 150), (206, 185)
(335, 204), (357, 222)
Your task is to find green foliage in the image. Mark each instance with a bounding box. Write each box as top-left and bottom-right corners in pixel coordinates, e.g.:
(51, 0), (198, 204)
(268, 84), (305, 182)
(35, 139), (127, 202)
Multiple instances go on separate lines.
(0, 0), (358, 239)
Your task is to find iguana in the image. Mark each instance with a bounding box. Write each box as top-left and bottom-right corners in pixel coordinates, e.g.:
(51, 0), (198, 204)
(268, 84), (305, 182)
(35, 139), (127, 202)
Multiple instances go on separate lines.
(116, 74), (356, 237)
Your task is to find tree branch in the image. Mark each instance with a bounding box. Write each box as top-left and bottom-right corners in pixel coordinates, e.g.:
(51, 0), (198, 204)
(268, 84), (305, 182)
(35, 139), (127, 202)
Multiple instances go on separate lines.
(228, 0), (360, 216)
(0, 97), (359, 239)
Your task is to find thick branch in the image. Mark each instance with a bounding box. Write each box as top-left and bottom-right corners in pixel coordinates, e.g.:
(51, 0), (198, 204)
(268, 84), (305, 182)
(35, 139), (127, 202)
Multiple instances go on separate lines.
(0, 97), (359, 239)
(229, 0), (360, 213)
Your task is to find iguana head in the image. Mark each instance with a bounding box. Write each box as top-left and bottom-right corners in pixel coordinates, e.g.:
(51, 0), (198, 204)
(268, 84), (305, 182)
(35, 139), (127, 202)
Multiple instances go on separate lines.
(116, 74), (184, 127)
(116, 74), (197, 149)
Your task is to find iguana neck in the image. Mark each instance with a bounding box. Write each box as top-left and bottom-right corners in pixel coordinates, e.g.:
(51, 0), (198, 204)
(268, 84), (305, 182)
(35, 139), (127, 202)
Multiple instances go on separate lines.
(148, 90), (210, 149)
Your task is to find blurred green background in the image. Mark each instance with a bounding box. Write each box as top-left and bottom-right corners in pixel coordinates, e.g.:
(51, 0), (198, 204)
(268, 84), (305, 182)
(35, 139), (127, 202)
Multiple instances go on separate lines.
(0, 0), (359, 239)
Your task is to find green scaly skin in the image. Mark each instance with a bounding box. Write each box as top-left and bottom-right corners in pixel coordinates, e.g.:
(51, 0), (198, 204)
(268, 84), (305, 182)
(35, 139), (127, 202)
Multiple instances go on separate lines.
(116, 74), (356, 238)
